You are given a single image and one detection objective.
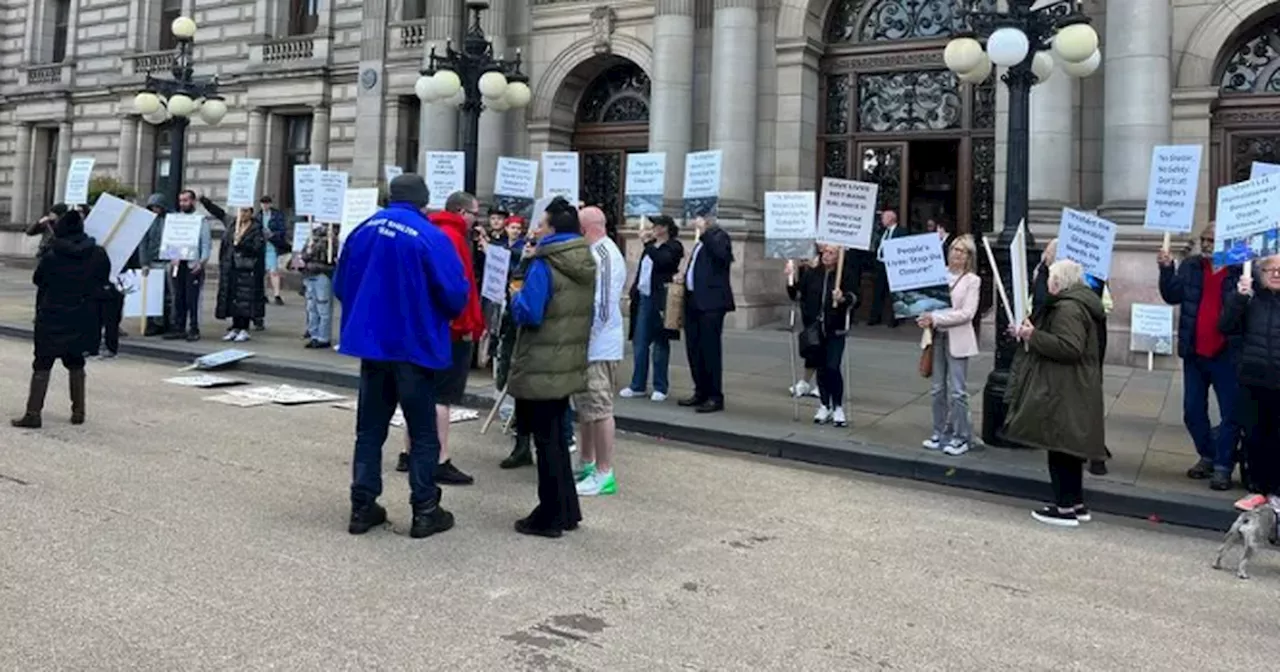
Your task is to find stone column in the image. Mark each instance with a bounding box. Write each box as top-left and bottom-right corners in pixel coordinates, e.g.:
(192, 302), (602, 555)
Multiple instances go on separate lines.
(709, 0), (758, 207)
(651, 0), (696, 205)
(11, 123), (32, 223)
(475, 0), (508, 199)
(419, 0), (464, 163)
(53, 121), (72, 204)
(247, 108), (267, 195)
(1027, 68), (1075, 226)
(310, 105), (331, 167)
(1099, 0), (1171, 225)
(117, 115), (139, 194)
(353, 0), (388, 184)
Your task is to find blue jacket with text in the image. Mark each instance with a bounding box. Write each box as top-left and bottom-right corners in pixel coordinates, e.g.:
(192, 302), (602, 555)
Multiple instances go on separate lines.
(334, 202), (470, 370)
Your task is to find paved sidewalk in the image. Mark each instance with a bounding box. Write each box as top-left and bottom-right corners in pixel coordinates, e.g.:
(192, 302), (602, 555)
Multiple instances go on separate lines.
(0, 263), (1239, 529)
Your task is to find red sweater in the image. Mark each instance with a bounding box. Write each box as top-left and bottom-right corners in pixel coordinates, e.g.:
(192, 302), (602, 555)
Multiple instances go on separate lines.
(1194, 258), (1227, 359)
(429, 211), (485, 342)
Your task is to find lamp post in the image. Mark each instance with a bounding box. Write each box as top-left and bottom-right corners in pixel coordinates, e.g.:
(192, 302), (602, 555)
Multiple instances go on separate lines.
(945, 0), (1100, 446)
(131, 17), (228, 211)
(415, 0), (532, 196)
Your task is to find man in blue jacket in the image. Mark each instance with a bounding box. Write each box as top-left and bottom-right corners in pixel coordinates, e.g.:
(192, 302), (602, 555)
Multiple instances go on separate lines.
(334, 174), (471, 539)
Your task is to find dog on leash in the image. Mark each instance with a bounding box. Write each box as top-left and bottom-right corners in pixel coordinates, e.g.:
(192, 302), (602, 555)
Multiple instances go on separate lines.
(1213, 505), (1278, 579)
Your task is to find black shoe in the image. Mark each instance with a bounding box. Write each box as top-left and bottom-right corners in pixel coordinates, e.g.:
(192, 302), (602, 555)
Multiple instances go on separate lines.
(1088, 460), (1107, 476)
(436, 459), (474, 485)
(1031, 505), (1079, 528)
(143, 326), (165, 337)
(185, 331), (201, 342)
(1210, 471), (1233, 491)
(274, 296), (284, 306)
(677, 396), (705, 408)
(253, 321), (265, 332)
(1073, 506), (1092, 523)
(162, 331), (184, 340)
(348, 502), (387, 535)
(395, 452), (409, 473)
(1186, 459), (1213, 480)
(410, 498), (455, 539)
(501, 435), (533, 469)
(515, 515), (563, 539)
(695, 400), (724, 414)
(866, 319), (882, 327)
(890, 319), (902, 328)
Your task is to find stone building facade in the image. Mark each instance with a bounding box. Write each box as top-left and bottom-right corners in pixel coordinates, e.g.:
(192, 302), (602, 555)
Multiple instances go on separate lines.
(0, 0), (1278, 349)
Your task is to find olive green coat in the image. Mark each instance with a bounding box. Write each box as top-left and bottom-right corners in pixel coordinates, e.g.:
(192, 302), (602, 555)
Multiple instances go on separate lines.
(1002, 284), (1108, 462)
(506, 236), (596, 400)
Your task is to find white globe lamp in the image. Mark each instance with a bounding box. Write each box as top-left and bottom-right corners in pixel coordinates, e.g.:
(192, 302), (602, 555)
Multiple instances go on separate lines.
(986, 27), (1030, 67)
(958, 55), (992, 84)
(944, 36), (985, 75)
(143, 108), (170, 125)
(431, 69), (462, 100)
(1031, 50), (1055, 83)
(503, 80), (531, 109)
(170, 16), (197, 41)
(133, 91), (161, 115)
(445, 88), (465, 107)
(167, 93), (196, 118)
(414, 75), (439, 102)
(1053, 22), (1099, 64)
(484, 95), (510, 112)
(199, 97), (227, 125)
(1061, 49), (1101, 78)
(478, 71), (508, 99)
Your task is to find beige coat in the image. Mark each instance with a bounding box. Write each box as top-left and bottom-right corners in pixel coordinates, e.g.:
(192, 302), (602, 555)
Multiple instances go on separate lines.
(930, 272), (981, 358)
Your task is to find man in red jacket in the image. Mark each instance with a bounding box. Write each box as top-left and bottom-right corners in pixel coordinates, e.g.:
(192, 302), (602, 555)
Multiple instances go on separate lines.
(396, 190), (485, 485)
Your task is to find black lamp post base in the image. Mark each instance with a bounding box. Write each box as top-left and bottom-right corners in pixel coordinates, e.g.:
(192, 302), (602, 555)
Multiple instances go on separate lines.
(980, 368), (1014, 448)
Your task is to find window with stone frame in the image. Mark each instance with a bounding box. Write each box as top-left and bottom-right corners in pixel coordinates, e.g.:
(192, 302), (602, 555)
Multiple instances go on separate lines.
(288, 0), (320, 36)
(50, 0), (72, 63)
(399, 96), (422, 173)
(152, 125), (174, 198)
(1219, 17), (1280, 94)
(158, 0), (185, 52)
(402, 0), (428, 21)
(279, 115), (313, 213)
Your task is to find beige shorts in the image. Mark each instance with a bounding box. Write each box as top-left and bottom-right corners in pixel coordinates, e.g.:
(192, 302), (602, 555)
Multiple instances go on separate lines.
(573, 361), (617, 424)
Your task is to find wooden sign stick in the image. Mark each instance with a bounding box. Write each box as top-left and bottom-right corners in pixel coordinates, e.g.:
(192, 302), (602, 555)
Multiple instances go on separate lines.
(980, 236), (1016, 326)
(1161, 232), (1171, 254)
(139, 273), (148, 335)
(1244, 259), (1254, 284)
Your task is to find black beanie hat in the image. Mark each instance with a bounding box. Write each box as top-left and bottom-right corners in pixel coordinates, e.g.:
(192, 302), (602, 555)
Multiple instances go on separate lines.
(388, 174), (430, 209)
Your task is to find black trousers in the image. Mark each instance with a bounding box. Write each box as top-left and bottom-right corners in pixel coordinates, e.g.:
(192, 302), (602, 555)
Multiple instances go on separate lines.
(683, 306), (726, 404)
(34, 354), (86, 372)
(515, 398), (582, 530)
(868, 262), (891, 324)
(168, 263), (203, 334)
(1047, 450), (1085, 508)
(1239, 384), (1280, 496)
(99, 294), (123, 354)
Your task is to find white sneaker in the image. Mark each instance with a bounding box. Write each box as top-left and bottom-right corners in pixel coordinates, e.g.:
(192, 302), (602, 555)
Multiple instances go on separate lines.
(831, 406), (847, 428)
(942, 440), (971, 457)
(222, 330), (237, 342)
(922, 435), (944, 450)
(813, 405), (832, 424)
(619, 387), (642, 399)
(650, 391), (667, 402)
(808, 386), (821, 399)
(233, 330), (250, 342)
(568, 439), (578, 454)
(790, 380), (812, 398)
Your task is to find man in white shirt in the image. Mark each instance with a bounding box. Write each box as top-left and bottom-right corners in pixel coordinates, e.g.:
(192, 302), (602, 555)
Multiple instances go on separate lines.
(573, 207), (627, 496)
(868, 208), (904, 327)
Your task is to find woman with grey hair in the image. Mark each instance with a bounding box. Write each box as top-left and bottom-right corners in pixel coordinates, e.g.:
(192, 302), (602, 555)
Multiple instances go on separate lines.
(1003, 259), (1108, 527)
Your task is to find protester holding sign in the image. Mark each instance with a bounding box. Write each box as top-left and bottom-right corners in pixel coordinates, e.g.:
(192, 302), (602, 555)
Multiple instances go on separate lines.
(1157, 223), (1242, 491)
(1217, 255), (1280, 514)
(299, 223), (337, 350)
(917, 235), (981, 457)
(785, 245), (857, 427)
(622, 215), (685, 402)
(869, 209), (906, 327)
(159, 190), (213, 342)
(137, 194), (172, 336)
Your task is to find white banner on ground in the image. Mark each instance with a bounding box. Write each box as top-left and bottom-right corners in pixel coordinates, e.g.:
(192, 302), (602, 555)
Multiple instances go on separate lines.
(1057, 208), (1118, 280)
(816, 177), (877, 251)
(1143, 145), (1201, 234)
(225, 158), (261, 208)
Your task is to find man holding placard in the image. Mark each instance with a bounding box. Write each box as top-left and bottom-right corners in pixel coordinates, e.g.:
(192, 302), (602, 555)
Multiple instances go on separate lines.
(157, 189), (213, 342)
(869, 210), (906, 327)
(678, 215), (735, 414)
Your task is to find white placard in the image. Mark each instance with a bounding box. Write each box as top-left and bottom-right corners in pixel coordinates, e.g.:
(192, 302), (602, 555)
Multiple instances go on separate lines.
(883, 233), (950, 293)
(64, 157), (95, 205)
(163, 374), (246, 388)
(339, 188), (380, 241)
(481, 245), (512, 304)
(1057, 208), (1118, 281)
(625, 152), (665, 216)
(226, 158), (261, 208)
(159, 213), (204, 260)
(314, 171), (350, 223)
(82, 193), (157, 277)
(1011, 220), (1029, 326)
(682, 150), (722, 200)
(384, 164), (404, 185)
(816, 178), (878, 251)
(495, 157), (538, 199)
(763, 191), (817, 259)
(1215, 173), (1280, 241)
(1143, 145), (1201, 234)
(1129, 303), (1174, 355)
(541, 152), (580, 202)
(119, 270), (164, 318)
(291, 223), (313, 254)
(425, 152), (465, 209)
(1249, 161), (1280, 180)
(292, 164), (321, 217)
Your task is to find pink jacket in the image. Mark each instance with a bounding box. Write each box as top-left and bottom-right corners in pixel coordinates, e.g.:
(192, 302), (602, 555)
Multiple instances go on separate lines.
(931, 272), (981, 358)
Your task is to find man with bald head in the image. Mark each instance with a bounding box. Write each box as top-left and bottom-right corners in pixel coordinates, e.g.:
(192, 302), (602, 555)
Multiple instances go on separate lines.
(572, 207), (627, 496)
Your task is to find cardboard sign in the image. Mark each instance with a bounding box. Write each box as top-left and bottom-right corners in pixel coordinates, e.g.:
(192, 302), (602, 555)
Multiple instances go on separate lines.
(541, 151), (580, 202)
(425, 152), (465, 210)
(293, 164), (321, 217)
(816, 178), (878, 251)
(119, 270), (164, 318)
(1057, 208), (1118, 281)
(64, 157), (95, 205)
(682, 150), (722, 220)
(226, 158), (261, 208)
(763, 191), (816, 259)
(159, 213), (204, 260)
(1130, 303), (1174, 355)
(1010, 221), (1029, 326)
(314, 171), (351, 223)
(625, 152), (665, 216)
(82, 193), (157, 277)
(1143, 145), (1201, 235)
(481, 245), (512, 304)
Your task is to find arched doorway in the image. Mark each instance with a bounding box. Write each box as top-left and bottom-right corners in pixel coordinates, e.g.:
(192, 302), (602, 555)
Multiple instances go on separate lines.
(819, 0), (997, 235)
(571, 58), (650, 240)
(1210, 10), (1280, 189)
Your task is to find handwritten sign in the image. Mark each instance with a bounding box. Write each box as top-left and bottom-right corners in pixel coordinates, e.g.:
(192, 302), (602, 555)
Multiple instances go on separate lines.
(541, 152), (580, 202)
(159, 213), (203, 260)
(1130, 303), (1174, 355)
(225, 158), (261, 208)
(763, 191), (816, 259)
(340, 188), (380, 231)
(625, 152), (665, 216)
(1057, 208), (1117, 280)
(384, 164), (404, 185)
(293, 164), (321, 217)
(425, 152), (465, 209)
(494, 156), (538, 217)
(1249, 161), (1280, 180)
(682, 150), (722, 219)
(816, 178), (878, 251)
(1143, 145), (1201, 234)
(481, 245), (512, 304)
(314, 171), (350, 223)
(1011, 221), (1029, 326)
(64, 157), (95, 205)
(291, 222), (313, 254)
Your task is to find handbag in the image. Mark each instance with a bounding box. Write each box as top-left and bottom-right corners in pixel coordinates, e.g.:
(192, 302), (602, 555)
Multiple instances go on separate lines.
(798, 321), (823, 358)
(918, 329), (935, 378)
(663, 282), (685, 331)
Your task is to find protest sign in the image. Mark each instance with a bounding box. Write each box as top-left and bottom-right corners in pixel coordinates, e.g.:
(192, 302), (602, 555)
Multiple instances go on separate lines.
(1213, 173), (1280, 267)
(82, 193), (157, 277)
(1143, 145), (1201, 235)
(541, 152), (580, 202)
(1057, 208), (1118, 280)
(816, 178), (878, 251)
(226, 158), (261, 208)
(291, 222), (313, 253)
(1011, 220), (1030, 326)
(494, 156), (538, 217)
(293, 164), (321, 217)
(384, 164), (404, 185)
(1130, 303), (1174, 356)
(1250, 161), (1280, 180)
(425, 152), (465, 209)
(625, 152), (665, 216)
(159, 213), (204, 260)
(64, 157), (95, 205)
(481, 245), (512, 304)
(314, 171), (350, 223)
(119, 270), (164, 319)
(883, 233), (951, 318)
(682, 150), (722, 220)
(338, 188), (380, 246)
(763, 191), (816, 259)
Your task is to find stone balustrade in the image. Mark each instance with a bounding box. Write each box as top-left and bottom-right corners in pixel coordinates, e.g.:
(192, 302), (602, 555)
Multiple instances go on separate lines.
(20, 63), (69, 88)
(390, 21), (428, 52)
(122, 51), (177, 78)
(262, 35), (315, 64)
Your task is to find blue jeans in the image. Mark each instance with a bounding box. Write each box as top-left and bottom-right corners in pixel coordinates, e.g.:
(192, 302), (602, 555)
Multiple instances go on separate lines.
(351, 359), (441, 505)
(1183, 352), (1239, 473)
(628, 295), (670, 394)
(304, 274), (332, 342)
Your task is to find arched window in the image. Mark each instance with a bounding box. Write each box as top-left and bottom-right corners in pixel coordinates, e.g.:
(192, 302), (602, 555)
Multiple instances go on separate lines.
(1219, 19), (1280, 94)
(826, 0), (998, 45)
(576, 62), (650, 124)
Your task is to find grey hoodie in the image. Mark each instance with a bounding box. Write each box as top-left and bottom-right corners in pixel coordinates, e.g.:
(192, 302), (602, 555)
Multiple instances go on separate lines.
(138, 192), (213, 267)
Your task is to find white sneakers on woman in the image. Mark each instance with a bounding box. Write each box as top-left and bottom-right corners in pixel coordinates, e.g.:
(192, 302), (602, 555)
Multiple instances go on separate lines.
(813, 406), (848, 428)
(223, 329), (251, 343)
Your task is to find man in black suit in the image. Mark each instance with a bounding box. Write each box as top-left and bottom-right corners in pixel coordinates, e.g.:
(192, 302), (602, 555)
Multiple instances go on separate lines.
(867, 208), (905, 327)
(678, 215), (735, 414)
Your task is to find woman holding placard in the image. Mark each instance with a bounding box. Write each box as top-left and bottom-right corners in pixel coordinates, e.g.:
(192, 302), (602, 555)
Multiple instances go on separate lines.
(785, 246), (856, 427)
(215, 208), (267, 343)
(621, 215), (685, 403)
(916, 235), (981, 456)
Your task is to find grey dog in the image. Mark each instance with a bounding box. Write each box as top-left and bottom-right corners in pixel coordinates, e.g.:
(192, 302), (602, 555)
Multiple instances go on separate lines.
(1212, 505), (1278, 580)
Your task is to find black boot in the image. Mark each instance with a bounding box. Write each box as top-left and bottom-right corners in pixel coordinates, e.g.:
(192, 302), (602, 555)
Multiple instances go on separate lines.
(501, 434), (533, 469)
(11, 370), (51, 428)
(68, 368), (86, 425)
(410, 490), (455, 539)
(348, 501), (387, 535)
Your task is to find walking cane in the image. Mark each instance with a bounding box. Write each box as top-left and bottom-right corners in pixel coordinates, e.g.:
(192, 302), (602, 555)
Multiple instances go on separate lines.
(481, 326), (520, 435)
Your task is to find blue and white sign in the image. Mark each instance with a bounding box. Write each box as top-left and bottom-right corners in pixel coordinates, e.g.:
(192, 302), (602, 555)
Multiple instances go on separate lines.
(1058, 208), (1117, 281)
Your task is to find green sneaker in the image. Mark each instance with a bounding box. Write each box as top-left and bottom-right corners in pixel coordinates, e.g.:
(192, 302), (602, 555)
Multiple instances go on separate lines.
(574, 461), (596, 482)
(576, 470), (616, 496)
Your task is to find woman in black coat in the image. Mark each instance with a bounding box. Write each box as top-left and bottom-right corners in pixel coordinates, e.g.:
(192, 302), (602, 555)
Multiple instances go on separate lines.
(622, 215), (685, 401)
(12, 210), (110, 429)
(785, 245), (857, 426)
(215, 208), (266, 342)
